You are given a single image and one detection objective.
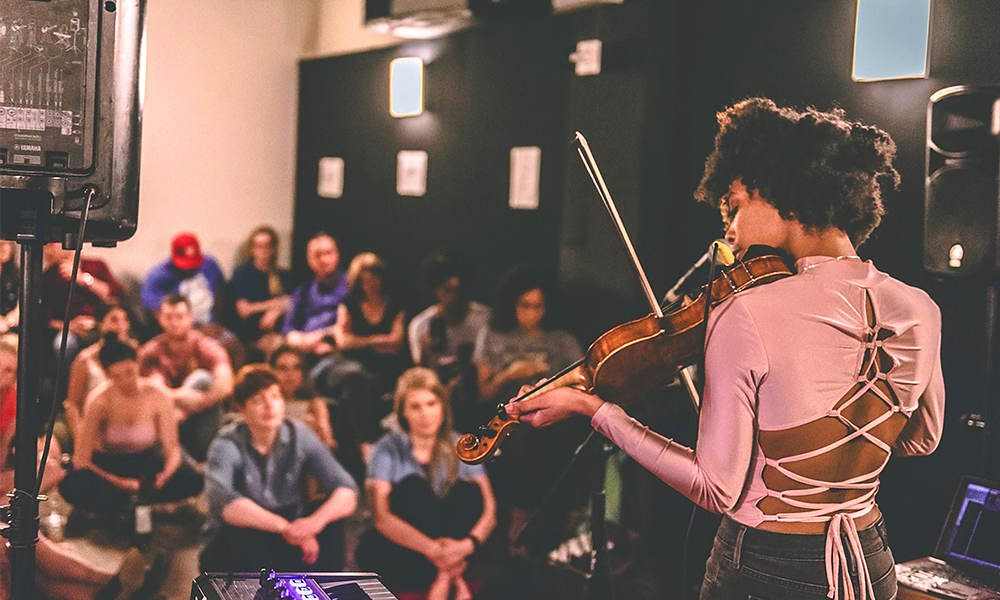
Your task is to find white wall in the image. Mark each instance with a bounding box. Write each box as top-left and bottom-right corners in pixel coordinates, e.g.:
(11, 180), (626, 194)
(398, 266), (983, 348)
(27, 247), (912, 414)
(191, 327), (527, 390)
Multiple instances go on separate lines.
(89, 0), (399, 281)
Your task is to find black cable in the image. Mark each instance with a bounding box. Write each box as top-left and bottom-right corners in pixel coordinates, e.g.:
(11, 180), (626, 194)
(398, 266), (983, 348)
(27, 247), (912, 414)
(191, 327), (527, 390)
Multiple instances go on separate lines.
(35, 187), (95, 495)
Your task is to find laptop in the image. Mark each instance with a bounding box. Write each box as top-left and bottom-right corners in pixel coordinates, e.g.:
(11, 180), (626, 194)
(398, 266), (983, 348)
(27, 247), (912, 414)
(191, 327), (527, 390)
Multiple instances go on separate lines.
(895, 475), (1000, 600)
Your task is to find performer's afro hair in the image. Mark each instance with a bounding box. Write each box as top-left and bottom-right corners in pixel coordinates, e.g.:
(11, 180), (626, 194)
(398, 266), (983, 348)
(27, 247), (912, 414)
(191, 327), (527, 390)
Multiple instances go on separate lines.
(695, 98), (900, 246)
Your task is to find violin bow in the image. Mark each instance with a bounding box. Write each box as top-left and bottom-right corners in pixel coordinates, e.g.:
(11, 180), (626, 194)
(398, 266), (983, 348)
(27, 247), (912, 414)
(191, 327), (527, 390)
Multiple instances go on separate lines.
(573, 131), (706, 411)
(574, 132), (665, 319)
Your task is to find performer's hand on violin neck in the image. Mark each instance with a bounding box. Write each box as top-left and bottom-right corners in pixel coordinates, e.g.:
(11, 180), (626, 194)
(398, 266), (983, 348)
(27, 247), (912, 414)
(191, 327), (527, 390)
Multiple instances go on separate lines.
(504, 383), (604, 428)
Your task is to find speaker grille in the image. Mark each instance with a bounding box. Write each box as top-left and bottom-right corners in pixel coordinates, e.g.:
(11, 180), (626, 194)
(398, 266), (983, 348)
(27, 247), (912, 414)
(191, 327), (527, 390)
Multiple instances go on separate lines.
(925, 86), (1000, 277)
(925, 165), (997, 275)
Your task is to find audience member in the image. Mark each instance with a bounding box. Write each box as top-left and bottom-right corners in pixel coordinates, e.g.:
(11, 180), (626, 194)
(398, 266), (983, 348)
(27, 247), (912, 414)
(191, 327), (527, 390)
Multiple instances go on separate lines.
(269, 345), (335, 451)
(282, 233), (348, 356)
(64, 304), (138, 442)
(0, 435), (167, 600)
(201, 364), (357, 572)
(59, 335), (204, 512)
(315, 253), (408, 454)
(141, 232), (226, 328)
(474, 266), (584, 553)
(331, 253), (407, 385)
(138, 294), (234, 462)
(0, 241), (18, 335)
(230, 226), (292, 357)
(41, 243), (123, 366)
(358, 368), (496, 600)
(408, 253), (489, 430)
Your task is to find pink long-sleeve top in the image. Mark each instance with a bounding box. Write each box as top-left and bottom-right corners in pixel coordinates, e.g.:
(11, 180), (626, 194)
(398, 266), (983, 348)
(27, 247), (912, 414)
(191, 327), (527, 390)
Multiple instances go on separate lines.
(591, 256), (944, 600)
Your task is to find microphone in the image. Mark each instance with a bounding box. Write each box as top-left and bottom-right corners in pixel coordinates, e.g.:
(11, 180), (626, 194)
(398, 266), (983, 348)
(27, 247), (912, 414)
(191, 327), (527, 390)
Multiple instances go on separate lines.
(663, 240), (735, 305)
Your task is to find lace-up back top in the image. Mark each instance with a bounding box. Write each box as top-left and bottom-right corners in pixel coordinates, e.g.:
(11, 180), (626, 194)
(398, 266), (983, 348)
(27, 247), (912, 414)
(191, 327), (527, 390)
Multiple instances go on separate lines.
(591, 256), (944, 600)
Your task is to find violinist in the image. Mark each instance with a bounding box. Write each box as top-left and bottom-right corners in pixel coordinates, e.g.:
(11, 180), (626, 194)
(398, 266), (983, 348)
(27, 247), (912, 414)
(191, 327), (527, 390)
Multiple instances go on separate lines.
(505, 98), (944, 600)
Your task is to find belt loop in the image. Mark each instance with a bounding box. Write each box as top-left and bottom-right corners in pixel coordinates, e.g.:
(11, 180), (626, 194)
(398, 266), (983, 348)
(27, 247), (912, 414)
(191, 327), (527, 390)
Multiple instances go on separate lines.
(877, 519), (890, 550)
(732, 525), (746, 569)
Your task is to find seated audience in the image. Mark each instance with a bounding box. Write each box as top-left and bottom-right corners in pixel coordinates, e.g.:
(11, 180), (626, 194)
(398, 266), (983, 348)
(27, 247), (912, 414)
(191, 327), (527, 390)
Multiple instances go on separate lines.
(269, 344), (336, 451)
(317, 253), (408, 452)
(358, 368), (496, 600)
(138, 294), (234, 462)
(59, 335), (204, 512)
(0, 240), (18, 335)
(474, 266), (581, 405)
(474, 266), (584, 553)
(282, 232), (348, 356)
(141, 232), (226, 328)
(408, 253), (490, 430)
(230, 226), (292, 357)
(42, 243), (123, 368)
(1, 436), (167, 600)
(141, 232), (243, 368)
(330, 252), (407, 386)
(201, 364), (357, 572)
(64, 304), (138, 442)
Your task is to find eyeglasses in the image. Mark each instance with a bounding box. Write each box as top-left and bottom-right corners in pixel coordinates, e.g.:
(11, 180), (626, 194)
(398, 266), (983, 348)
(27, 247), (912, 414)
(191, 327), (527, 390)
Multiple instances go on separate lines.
(516, 300), (545, 310)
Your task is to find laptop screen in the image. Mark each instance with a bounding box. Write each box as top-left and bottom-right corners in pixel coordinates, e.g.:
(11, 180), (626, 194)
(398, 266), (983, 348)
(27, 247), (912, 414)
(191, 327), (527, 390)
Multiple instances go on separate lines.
(937, 477), (1000, 574)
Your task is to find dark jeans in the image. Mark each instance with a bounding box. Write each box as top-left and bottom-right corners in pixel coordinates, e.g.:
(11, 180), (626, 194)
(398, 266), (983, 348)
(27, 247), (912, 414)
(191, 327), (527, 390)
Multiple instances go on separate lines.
(59, 443), (204, 511)
(700, 516), (898, 600)
(199, 503), (345, 573)
(357, 475), (483, 591)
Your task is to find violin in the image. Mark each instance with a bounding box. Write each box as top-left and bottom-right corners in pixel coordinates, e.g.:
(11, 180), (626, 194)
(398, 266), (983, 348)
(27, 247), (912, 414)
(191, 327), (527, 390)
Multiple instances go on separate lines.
(455, 249), (793, 465)
(456, 132), (793, 465)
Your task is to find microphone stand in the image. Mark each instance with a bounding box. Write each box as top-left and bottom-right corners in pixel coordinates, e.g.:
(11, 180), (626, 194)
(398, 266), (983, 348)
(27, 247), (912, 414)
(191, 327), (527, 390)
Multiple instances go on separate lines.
(510, 428), (616, 600)
(585, 439), (616, 600)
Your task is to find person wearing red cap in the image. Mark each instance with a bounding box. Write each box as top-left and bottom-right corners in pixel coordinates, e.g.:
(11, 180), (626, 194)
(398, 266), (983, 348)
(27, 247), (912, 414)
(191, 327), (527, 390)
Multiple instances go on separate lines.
(141, 232), (227, 329)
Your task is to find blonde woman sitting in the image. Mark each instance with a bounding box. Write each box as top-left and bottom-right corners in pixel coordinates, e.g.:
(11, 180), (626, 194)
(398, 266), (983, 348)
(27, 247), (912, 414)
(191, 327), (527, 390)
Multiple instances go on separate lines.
(359, 368), (496, 600)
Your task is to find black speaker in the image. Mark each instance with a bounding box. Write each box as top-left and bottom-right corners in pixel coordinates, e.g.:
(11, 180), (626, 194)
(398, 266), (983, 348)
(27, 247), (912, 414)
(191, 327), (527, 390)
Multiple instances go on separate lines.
(924, 85), (1000, 276)
(0, 0), (146, 246)
(366, 0), (392, 21)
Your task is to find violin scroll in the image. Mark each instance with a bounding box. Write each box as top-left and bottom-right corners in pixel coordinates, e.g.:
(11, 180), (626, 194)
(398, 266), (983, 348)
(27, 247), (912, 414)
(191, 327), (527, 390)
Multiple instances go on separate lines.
(456, 411), (520, 465)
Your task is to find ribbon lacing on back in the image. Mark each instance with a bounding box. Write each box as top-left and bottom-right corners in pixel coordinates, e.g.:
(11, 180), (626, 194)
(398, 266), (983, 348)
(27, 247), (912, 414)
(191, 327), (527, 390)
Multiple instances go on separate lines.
(759, 291), (897, 600)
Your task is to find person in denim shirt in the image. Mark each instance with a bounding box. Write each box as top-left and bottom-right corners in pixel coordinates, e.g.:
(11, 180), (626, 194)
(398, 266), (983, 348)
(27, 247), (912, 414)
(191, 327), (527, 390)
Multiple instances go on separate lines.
(201, 364), (357, 572)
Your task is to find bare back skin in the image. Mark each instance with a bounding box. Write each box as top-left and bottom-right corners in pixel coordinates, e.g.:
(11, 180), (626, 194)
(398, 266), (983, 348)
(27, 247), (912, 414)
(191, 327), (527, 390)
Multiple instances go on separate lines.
(757, 293), (904, 533)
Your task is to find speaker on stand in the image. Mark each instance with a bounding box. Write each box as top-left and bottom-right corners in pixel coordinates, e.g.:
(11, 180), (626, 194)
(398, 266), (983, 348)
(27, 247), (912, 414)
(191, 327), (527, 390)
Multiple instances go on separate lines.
(925, 85), (1000, 481)
(0, 2), (146, 597)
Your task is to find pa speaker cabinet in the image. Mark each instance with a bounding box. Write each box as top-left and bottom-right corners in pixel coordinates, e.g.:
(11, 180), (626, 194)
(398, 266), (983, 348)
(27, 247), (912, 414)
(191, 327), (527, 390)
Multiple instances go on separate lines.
(925, 85), (1000, 277)
(0, 0), (146, 245)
